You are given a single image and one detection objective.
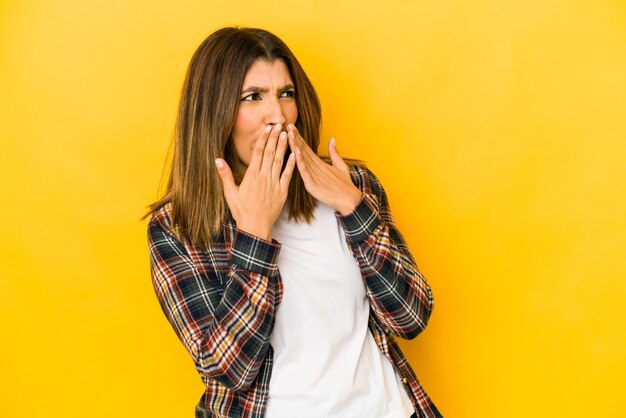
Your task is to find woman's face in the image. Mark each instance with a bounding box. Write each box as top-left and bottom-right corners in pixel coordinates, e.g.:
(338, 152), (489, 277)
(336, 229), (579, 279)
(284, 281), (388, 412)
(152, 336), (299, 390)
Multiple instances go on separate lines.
(231, 59), (298, 168)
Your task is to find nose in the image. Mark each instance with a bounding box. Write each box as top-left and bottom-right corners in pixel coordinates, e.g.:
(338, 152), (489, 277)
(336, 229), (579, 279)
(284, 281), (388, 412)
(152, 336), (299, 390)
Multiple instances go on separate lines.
(266, 96), (287, 127)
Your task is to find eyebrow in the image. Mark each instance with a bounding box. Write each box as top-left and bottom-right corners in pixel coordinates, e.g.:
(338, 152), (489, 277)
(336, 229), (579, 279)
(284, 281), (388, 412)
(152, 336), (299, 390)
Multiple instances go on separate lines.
(240, 83), (295, 95)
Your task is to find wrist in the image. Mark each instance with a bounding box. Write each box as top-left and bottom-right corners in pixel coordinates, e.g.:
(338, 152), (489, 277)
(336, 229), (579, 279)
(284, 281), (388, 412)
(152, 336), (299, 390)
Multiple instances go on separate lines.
(336, 190), (363, 216)
(236, 222), (272, 241)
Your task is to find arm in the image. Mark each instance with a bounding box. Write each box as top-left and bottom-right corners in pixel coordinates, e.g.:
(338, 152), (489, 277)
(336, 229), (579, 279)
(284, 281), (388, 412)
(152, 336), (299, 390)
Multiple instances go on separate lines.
(337, 167), (434, 340)
(148, 216), (281, 391)
(149, 123), (292, 390)
(284, 125), (433, 339)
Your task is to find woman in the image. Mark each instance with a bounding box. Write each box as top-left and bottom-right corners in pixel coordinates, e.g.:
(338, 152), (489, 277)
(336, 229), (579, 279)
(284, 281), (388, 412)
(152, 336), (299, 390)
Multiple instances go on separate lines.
(146, 27), (441, 418)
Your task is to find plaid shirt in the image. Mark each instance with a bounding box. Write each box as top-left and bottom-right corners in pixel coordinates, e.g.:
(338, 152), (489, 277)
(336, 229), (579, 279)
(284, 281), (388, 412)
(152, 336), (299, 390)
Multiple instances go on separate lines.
(148, 165), (442, 418)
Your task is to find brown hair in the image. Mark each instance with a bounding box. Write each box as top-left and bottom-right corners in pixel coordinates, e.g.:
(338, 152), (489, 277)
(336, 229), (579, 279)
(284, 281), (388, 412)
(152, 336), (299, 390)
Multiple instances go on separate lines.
(144, 27), (321, 247)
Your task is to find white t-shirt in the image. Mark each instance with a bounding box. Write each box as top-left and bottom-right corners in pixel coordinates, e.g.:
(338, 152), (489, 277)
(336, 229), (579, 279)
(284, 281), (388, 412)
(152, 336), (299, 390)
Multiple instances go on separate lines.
(265, 202), (414, 418)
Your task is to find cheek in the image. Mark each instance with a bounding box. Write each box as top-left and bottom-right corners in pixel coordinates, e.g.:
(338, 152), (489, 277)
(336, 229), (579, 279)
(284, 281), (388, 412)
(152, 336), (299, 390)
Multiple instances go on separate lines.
(232, 110), (259, 164)
(233, 109), (257, 137)
(288, 103), (298, 124)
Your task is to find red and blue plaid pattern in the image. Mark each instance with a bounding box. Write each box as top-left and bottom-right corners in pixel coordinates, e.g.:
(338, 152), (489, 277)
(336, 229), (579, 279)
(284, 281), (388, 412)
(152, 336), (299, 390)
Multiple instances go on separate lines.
(148, 165), (442, 417)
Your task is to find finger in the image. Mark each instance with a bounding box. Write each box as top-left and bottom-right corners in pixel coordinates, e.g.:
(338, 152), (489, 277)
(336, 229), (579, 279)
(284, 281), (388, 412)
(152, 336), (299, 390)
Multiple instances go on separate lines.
(287, 130), (308, 169)
(287, 128), (300, 160)
(328, 137), (349, 172)
(288, 124), (323, 169)
(292, 138), (313, 185)
(288, 128), (322, 187)
(279, 152), (296, 190)
(288, 127), (312, 165)
(215, 158), (237, 199)
(248, 125), (272, 172)
(272, 131), (289, 179)
(288, 124), (311, 155)
(287, 124), (331, 187)
(261, 123), (282, 173)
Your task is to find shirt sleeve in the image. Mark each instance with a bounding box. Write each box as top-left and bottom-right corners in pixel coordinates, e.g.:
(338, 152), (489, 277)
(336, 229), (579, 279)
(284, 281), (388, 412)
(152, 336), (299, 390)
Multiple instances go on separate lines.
(148, 215), (281, 391)
(336, 167), (435, 340)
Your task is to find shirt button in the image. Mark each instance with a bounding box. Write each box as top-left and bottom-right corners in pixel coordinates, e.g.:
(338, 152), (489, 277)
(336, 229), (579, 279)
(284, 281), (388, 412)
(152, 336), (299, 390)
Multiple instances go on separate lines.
(402, 377), (408, 384)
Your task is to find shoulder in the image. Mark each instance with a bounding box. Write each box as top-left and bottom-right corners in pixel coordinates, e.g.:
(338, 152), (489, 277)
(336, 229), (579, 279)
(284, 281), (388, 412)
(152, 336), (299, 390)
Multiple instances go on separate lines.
(148, 202), (173, 228)
(147, 202), (178, 241)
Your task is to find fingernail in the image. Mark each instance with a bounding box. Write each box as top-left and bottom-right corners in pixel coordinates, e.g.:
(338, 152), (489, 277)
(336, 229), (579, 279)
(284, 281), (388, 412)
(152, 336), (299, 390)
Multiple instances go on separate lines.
(331, 137), (336, 146)
(265, 125), (272, 133)
(279, 132), (287, 141)
(289, 152), (295, 160)
(275, 123), (282, 132)
(215, 158), (223, 169)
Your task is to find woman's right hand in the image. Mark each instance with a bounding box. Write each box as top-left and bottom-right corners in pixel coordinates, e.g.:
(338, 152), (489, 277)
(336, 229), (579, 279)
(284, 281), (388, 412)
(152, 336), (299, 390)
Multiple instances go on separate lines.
(215, 123), (295, 241)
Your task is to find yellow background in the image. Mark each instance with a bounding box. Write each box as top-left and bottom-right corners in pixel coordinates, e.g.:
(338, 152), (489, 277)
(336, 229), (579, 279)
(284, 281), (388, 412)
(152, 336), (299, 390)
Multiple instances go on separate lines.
(1, 0), (625, 416)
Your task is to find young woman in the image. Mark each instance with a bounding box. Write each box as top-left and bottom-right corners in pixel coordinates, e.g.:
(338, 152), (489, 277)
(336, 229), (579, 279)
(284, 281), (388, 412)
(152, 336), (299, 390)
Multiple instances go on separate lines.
(146, 27), (441, 418)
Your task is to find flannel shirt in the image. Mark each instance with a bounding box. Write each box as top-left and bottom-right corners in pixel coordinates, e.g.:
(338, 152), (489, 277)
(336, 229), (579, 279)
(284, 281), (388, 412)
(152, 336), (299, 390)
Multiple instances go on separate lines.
(148, 165), (442, 418)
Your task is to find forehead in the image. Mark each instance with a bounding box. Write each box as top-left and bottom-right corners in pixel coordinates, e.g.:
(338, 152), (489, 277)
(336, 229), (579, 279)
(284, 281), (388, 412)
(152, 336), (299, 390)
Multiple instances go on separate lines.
(242, 59), (293, 86)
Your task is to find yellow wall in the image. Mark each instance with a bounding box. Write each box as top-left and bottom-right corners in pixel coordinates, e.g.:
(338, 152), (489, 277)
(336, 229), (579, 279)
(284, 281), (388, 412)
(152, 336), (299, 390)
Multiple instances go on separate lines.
(2, 1), (625, 416)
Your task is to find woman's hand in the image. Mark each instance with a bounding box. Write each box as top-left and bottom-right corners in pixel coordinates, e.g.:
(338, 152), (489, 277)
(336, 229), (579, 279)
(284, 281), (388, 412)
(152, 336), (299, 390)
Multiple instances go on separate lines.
(215, 124), (296, 240)
(287, 124), (362, 215)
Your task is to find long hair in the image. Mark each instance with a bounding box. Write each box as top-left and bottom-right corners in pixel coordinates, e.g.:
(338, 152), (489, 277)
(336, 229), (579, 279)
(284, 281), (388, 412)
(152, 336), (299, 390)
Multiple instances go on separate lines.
(144, 27), (321, 247)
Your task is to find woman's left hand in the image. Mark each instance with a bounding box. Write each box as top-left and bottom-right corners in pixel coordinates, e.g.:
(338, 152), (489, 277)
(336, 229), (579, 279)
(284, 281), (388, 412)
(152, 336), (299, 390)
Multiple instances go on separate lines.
(287, 124), (362, 215)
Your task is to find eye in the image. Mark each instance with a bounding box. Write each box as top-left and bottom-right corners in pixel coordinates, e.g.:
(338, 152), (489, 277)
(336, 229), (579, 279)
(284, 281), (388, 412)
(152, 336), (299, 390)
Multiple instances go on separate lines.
(280, 89), (295, 98)
(241, 92), (262, 102)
